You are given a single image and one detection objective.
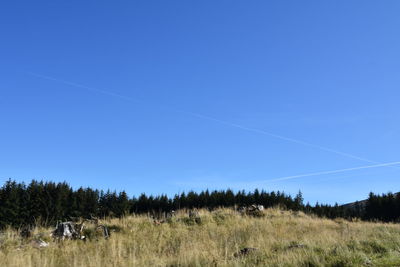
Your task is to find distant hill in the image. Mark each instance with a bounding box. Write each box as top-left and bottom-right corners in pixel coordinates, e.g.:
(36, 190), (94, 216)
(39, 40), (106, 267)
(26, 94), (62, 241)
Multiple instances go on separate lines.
(341, 199), (368, 210)
(341, 192), (400, 212)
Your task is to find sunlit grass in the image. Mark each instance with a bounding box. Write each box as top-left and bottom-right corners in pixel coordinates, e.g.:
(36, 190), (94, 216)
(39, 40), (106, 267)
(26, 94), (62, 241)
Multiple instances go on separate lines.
(1, 208), (400, 266)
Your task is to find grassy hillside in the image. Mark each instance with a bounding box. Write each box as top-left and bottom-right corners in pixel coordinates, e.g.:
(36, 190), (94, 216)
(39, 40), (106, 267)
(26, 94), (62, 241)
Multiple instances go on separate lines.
(1, 208), (400, 267)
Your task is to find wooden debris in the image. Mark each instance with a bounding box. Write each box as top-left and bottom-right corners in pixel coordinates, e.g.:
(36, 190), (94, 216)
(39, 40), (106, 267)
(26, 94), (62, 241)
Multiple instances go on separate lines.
(19, 226), (33, 239)
(31, 239), (49, 249)
(287, 242), (307, 249)
(52, 221), (85, 241)
(234, 247), (258, 257)
(188, 209), (200, 218)
(166, 210), (175, 219)
(153, 219), (165, 225)
(238, 204), (265, 217)
(96, 225), (110, 239)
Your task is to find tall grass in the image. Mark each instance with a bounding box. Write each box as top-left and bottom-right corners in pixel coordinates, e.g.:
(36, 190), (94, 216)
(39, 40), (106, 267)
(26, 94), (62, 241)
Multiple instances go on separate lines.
(1, 208), (400, 266)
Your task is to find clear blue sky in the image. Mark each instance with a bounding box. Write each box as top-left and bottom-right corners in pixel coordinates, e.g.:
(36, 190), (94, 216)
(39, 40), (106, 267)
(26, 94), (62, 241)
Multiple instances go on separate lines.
(1, 1), (399, 204)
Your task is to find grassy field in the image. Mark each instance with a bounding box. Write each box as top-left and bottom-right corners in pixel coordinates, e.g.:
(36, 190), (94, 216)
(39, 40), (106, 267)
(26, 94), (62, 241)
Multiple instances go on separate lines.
(1, 208), (400, 267)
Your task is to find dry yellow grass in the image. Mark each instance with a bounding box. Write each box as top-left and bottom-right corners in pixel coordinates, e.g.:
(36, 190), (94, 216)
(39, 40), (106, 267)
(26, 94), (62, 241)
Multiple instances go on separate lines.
(1, 208), (400, 267)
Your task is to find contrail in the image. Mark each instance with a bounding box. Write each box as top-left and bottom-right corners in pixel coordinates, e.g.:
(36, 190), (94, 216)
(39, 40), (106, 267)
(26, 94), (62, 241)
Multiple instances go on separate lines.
(264, 161), (400, 182)
(27, 72), (383, 165)
(27, 72), (139, 103)
(184, 112), (376, 163)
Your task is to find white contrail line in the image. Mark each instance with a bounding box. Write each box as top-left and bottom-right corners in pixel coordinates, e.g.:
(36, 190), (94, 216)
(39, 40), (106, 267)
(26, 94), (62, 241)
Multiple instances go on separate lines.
(27, 72), (139, 102)
(264, 161), (400, 182)
(27, 72), (383, 165)
(185, 112), (376, 163)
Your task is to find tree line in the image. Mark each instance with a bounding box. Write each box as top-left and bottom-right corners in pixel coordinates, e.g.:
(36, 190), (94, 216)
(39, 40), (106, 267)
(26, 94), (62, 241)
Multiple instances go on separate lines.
(0, 179), (302, 228)
(0, 179), (398, 228)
